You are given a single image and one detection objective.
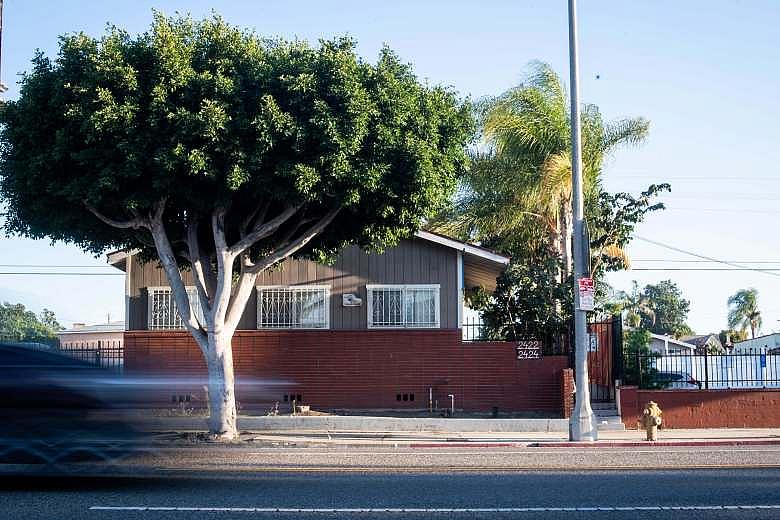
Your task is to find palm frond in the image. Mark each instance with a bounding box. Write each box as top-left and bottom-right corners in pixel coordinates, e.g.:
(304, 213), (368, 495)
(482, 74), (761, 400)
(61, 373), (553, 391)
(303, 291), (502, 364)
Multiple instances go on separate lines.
(601, 117), (650, 152)
(602, 244), (631, 269)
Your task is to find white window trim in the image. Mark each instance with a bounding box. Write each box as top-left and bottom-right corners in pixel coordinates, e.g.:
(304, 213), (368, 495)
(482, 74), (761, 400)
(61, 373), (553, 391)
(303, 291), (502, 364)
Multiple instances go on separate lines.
(146, 286), (204, 330)
(366, 284), (441, 329)
(256, 285), (331, 330)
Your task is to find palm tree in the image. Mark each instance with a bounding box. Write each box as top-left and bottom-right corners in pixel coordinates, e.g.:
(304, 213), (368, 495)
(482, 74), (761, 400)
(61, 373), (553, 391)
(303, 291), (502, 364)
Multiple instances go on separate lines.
(432, 62), (648, 280)
(618, 281), (655, 328)
(728, 288), (762, 339)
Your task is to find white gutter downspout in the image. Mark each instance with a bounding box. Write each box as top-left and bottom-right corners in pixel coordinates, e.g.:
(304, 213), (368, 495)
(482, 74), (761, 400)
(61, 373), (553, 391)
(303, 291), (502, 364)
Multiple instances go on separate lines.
(457, 251), (464, 328)
(124, 253), (131, 331)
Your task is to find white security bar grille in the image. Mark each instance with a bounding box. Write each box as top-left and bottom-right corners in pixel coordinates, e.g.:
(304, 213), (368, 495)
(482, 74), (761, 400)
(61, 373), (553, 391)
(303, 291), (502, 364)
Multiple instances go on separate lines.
(257, 286), (329, 329)
(147, 287), (205, 330)
(367, 285), (439, 328)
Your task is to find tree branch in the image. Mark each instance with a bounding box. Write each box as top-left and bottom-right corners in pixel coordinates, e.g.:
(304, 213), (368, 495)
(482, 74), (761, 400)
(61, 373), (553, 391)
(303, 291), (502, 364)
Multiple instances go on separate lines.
(211, 207), (235, 331)
(224, 254), (259, 335)
(84, 202), (148, 230)
(239, 200), (271, 238)
(148, 201), (208, 350)
(246, 207), (341, 275)
(229, 204), (302, 256)
(186, 215), (216, 328)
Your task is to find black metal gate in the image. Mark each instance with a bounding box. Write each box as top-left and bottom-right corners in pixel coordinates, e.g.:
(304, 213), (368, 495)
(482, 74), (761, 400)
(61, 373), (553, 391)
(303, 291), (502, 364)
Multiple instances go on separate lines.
(580, 316), (623, 402)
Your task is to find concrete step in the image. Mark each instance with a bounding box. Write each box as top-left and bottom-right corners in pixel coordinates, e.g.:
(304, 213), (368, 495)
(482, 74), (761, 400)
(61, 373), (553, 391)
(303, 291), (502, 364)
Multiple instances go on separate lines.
(591, 401), (617, 410)
(593, 408), (619, 417)
(596, 416), (626, 431)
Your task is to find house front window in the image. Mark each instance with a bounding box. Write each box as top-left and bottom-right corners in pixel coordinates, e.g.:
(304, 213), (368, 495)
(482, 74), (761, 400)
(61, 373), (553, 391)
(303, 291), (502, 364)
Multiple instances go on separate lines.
(367, 284), (440, 328)
(256, 286), (329, 329)
(147, 286), (205, 330)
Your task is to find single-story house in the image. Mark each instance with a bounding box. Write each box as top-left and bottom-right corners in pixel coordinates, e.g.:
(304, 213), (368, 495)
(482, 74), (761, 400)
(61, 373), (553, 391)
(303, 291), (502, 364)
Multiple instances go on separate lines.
(57, 321), (124, 350)
(109, 231), (509, 334)
(648, 333), (696, 355)
(733, 333), (780, 354)
(106, 232), (579, 415)
(680, 334), (724, 354)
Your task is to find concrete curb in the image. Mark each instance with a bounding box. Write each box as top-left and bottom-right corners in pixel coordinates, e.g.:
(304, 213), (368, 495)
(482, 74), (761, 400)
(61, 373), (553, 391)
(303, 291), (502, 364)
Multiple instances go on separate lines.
(529, 439), (780, 448)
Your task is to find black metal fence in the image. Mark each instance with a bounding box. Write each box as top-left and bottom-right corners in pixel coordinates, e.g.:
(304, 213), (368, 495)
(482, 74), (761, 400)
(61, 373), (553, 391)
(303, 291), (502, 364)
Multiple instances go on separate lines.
(462, 316), (573, 355)
(462, 316), (488, 342)
(56, 346), (124, 372)
(634, 350), (780, 390)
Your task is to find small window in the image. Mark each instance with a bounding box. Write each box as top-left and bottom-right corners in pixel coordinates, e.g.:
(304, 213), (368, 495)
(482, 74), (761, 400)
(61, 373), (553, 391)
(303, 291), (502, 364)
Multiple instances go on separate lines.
(367, 285), (440, 328)
(147, 286), (205, 330)
(257, 286), (329, 329)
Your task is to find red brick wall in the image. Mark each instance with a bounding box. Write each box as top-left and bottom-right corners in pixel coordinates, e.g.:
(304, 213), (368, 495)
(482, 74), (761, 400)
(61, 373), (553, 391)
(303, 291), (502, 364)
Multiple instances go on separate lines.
(620, 385), (780, 428)
(561, 369), (575, 419)
(124, 330), (570, 415)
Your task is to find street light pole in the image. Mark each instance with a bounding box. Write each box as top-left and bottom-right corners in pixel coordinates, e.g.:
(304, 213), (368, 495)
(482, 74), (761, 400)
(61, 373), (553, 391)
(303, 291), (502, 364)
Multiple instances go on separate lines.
(567, 0), (598, 441)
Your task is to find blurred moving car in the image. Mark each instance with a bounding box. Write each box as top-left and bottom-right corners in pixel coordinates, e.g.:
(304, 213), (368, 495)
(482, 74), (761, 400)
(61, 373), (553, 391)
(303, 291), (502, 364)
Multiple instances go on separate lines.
(0, 343), (150, 467)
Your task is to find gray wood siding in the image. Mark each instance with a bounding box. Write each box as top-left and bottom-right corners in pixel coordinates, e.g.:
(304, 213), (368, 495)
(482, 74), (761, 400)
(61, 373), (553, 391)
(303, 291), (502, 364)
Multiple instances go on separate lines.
(127, 238), (458, 331)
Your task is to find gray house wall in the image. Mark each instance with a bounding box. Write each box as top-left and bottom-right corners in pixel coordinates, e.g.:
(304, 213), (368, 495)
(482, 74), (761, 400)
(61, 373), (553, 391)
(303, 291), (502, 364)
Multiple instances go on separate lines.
(127, 238), (459, 331)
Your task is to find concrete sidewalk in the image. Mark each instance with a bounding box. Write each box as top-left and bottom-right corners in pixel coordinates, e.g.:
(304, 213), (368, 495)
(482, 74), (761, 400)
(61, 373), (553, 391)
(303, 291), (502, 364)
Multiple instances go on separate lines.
(138, 414), (570, 433)
(135, 414), (780, 447)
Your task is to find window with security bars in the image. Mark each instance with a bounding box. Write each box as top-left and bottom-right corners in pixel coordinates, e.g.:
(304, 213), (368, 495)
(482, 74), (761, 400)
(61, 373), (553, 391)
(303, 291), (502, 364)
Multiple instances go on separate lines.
(257, 286), (329, 329)
(367, 285), (439, 328)
(147, 287), (205, 330)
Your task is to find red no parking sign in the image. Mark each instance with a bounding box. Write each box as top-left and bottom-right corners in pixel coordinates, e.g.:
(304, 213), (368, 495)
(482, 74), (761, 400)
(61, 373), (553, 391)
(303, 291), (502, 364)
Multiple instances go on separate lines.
(578, 277), (594, 311)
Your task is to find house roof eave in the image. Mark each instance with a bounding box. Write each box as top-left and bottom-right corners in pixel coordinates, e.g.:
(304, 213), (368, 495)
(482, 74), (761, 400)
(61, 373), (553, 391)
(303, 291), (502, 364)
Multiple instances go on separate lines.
(414, 230), (510, 266)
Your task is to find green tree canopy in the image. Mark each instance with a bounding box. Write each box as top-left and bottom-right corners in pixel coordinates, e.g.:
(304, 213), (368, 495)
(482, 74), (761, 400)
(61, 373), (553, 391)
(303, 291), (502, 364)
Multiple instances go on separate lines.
(1, 13), (472, 261)
(639, 280), (691, 337)
(727, 288), (762, 339)
(0, 303), (62, 344)
(0, 13), (473, 438)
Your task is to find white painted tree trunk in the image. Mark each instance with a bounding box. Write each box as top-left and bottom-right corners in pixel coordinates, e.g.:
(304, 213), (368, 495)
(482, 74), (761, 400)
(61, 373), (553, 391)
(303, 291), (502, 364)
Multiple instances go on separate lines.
(88, 200), (340, 442)
(206, 333), (237, 438)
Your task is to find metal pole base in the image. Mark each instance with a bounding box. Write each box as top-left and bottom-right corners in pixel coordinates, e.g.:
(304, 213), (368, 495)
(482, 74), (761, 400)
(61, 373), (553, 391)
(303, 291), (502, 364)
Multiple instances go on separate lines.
(569, 402), (598, 441)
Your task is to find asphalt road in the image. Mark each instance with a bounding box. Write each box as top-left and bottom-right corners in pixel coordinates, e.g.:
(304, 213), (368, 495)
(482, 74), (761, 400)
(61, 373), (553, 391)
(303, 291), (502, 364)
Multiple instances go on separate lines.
(3, 445), (780, 519)
(2, 467), (780, 520)
(116, 443), (780, 471)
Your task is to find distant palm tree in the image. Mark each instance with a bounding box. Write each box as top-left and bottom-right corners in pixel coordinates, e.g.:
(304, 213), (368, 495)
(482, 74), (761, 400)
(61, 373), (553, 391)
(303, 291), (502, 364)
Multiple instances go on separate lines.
(432, 62), (648, 279)
(619, 281), (655, 328)
(727, 288), (762, 339)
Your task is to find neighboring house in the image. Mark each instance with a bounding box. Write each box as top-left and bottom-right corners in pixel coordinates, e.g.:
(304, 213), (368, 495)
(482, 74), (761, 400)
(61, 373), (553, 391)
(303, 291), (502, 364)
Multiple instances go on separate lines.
(733, 333), (780, 354)
(680, 334), (724, 354)
(105, 232), (580, 415)
(648, 333), (696, 355)
(57, 321), (124, 350)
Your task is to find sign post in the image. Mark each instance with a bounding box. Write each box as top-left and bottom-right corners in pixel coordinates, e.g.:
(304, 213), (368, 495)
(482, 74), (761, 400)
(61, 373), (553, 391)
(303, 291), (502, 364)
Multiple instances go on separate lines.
(567, 0), (598, 441)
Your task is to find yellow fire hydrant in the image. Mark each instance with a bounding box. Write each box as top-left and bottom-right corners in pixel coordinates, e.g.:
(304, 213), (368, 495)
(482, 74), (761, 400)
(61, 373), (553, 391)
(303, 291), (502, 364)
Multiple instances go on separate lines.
(640, 401), (663, 441)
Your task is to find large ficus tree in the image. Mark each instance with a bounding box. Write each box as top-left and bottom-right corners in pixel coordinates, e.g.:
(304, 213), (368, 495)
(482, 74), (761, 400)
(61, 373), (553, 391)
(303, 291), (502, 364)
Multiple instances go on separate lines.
(0, 14), (472, 438)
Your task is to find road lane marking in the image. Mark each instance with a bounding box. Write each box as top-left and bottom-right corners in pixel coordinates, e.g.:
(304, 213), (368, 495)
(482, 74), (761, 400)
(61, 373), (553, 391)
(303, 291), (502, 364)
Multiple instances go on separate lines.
(90, 504), (780, 513)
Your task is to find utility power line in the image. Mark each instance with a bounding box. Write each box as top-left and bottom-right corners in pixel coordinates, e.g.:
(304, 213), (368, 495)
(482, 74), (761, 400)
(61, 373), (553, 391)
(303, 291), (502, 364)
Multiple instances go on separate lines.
(607, 173), (780, 181)
(634, 236), (780, 279)
(0, 264), (113, 268)
(664, 208), (780, 214)
(631, 268), (780, 272)
(0, 272), (122, 276)
(634, 259), (780, 264)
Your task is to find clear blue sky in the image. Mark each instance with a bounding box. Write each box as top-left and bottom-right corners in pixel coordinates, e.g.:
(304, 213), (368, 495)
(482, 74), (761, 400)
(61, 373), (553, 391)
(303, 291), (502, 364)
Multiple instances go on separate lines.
(1, 1), (779, 334)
